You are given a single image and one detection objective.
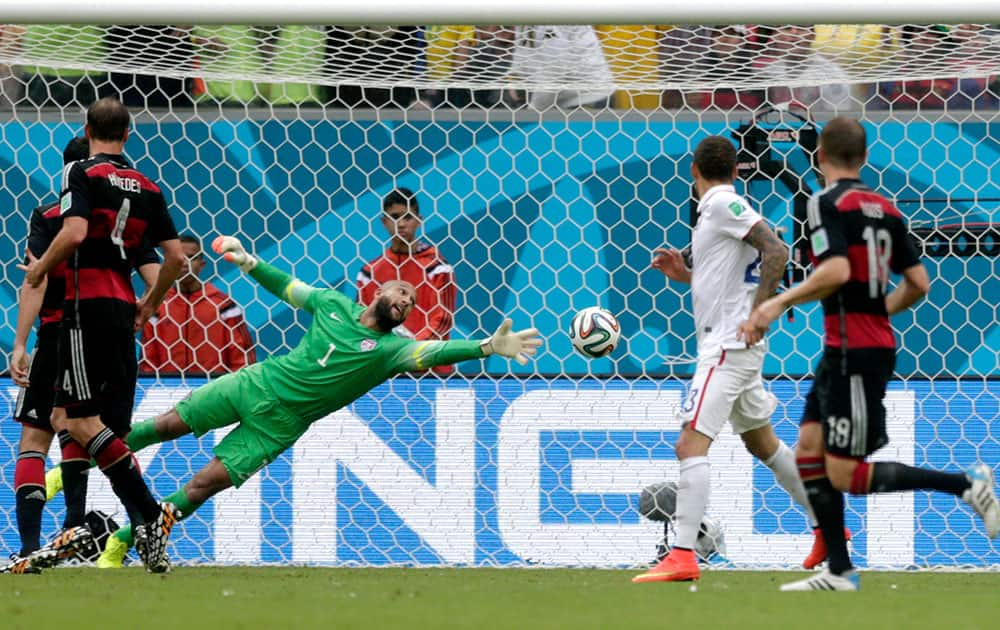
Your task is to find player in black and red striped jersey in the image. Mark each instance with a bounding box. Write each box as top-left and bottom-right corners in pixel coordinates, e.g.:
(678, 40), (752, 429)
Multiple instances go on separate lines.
(4, 136), (92, 573)
(21, 97), (186, 574)
(3, 136), (164, 575)
(743, 117), (999, 591)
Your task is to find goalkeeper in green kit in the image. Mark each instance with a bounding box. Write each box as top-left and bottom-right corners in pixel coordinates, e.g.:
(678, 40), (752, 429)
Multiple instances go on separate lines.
(92, 235), (542, 569)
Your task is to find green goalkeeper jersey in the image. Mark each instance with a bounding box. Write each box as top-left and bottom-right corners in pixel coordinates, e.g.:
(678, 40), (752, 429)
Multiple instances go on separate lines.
(245, 276), (483, 427)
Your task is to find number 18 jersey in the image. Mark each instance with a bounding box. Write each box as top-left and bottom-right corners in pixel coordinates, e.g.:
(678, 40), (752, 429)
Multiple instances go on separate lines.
(690, 184), (765, 356)
(805, 178), (921, 353)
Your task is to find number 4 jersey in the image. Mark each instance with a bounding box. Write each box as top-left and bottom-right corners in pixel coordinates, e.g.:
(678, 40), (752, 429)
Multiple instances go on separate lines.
(690, 184), (766, 357)
(59, 153), (179, 328)
(806, 178), (921, 354)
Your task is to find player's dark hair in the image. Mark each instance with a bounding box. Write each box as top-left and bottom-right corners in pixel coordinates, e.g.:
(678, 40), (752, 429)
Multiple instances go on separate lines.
(693, 136), (737, 181)
(179, 234), (202, 249)
(62, 136), (89, 164)
(86, 97), (131, 142)
(383, 187), (419, 215)
(820, 117), (867, 169)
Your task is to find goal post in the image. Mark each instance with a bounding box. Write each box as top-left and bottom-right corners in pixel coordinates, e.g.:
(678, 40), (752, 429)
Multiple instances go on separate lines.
(0, 18), (998, 569)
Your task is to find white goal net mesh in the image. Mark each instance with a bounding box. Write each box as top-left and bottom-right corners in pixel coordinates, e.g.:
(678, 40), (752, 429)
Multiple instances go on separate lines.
(0, 24), (999, 94)
(0, 22), (998, 569)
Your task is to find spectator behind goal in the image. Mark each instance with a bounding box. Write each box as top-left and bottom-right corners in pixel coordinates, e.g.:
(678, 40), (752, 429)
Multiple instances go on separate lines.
(141, 235), (256, 376)
(670, 25), (764, 111)
(323, 26), (422, 108)
(422, 26), (516, 109)
(508, 26), (615, 110)
(357, 188), (457, 375)
(869, 25), (999, 110)
(756, 24), (854, 112)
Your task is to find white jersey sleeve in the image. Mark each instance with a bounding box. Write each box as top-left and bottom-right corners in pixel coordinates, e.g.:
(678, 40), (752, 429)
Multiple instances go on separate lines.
(713, 195), (762, 242)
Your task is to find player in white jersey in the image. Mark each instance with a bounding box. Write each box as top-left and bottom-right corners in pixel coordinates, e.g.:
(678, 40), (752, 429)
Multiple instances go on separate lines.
(634, 136), (828, 583)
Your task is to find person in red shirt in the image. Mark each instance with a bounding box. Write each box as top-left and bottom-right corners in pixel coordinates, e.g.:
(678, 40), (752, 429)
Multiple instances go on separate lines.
(357, 188), (457, 374)
(141, 235), (256, 376)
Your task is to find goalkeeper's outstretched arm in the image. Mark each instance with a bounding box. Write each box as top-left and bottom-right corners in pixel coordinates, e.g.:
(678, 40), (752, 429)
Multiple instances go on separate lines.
(398, 318), (542, 372)
(213, 235), (543, 368)
(212, 235), (316, 310)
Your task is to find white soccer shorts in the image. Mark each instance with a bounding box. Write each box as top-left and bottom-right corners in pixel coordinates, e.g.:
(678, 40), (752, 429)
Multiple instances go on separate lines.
(677, 346), (777, 440)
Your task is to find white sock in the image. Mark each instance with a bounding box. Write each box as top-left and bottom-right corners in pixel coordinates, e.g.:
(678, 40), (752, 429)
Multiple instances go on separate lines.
(764, 441), (818, 529)
(674, 456), (710, 550)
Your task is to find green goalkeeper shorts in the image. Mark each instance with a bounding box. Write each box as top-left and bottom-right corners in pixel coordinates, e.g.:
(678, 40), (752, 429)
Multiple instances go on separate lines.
(175, 368), (307, 488)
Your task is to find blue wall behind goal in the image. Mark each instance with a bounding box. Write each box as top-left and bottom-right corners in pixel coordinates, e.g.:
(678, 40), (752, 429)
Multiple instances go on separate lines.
(1, 118), (997, 377)
(1, 376), (997, 568)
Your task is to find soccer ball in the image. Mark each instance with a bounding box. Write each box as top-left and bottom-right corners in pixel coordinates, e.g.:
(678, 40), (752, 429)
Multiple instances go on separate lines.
(695, 515), (727, 563)
(79, 510), (120, 562)
(569, 306), (621, 358)
(639, 482), (727, 564)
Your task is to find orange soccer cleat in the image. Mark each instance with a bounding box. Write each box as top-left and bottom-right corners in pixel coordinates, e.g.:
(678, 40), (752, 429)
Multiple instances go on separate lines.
(632, 547), (700, 583)
(803, 527), (853, 570)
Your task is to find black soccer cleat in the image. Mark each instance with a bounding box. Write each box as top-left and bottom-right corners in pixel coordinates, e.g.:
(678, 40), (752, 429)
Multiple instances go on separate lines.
(133, 523), (150, 568)
(140, 502), (181, 574)
(0, 553), (42, 575)
(25, 526), (97, 570)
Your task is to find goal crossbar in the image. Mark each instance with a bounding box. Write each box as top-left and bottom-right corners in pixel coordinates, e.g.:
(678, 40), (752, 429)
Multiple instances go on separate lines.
(3, 0), (999, 25)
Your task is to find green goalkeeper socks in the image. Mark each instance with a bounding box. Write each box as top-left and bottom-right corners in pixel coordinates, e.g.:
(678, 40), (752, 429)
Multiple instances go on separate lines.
(163, 488), (203, 521)
(126, 418), (164, 452)
(111, 487), (204, 548)
(111, 523), (135, 546)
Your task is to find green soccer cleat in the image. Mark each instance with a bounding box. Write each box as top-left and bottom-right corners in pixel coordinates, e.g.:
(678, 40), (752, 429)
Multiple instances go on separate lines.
(96, 535), (128, 569)
(45, 467), (63, 501)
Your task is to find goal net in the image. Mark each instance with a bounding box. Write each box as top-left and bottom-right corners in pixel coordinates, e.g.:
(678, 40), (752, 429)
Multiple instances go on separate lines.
(0, 23), (998, 569)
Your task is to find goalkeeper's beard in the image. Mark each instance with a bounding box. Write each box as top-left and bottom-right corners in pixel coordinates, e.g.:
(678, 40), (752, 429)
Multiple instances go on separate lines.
(373, 297), (406, 332)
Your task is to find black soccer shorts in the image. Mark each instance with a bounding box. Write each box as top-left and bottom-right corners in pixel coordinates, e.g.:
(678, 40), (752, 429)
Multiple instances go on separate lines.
(801, 351), (894, 458)
(13, 324), (60, 432)
(53, 325), (137, 436)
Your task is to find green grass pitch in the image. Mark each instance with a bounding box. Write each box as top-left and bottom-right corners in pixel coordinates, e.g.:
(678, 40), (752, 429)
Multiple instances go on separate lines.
(3, 567), (998, 629)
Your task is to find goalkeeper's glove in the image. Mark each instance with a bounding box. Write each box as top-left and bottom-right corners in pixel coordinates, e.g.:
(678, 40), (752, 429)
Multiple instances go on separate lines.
(212, 235), (257, 272)
(479, 318), (542, 366)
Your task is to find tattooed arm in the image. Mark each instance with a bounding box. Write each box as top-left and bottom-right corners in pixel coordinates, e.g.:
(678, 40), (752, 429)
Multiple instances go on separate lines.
(743, 221), (789, 308)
